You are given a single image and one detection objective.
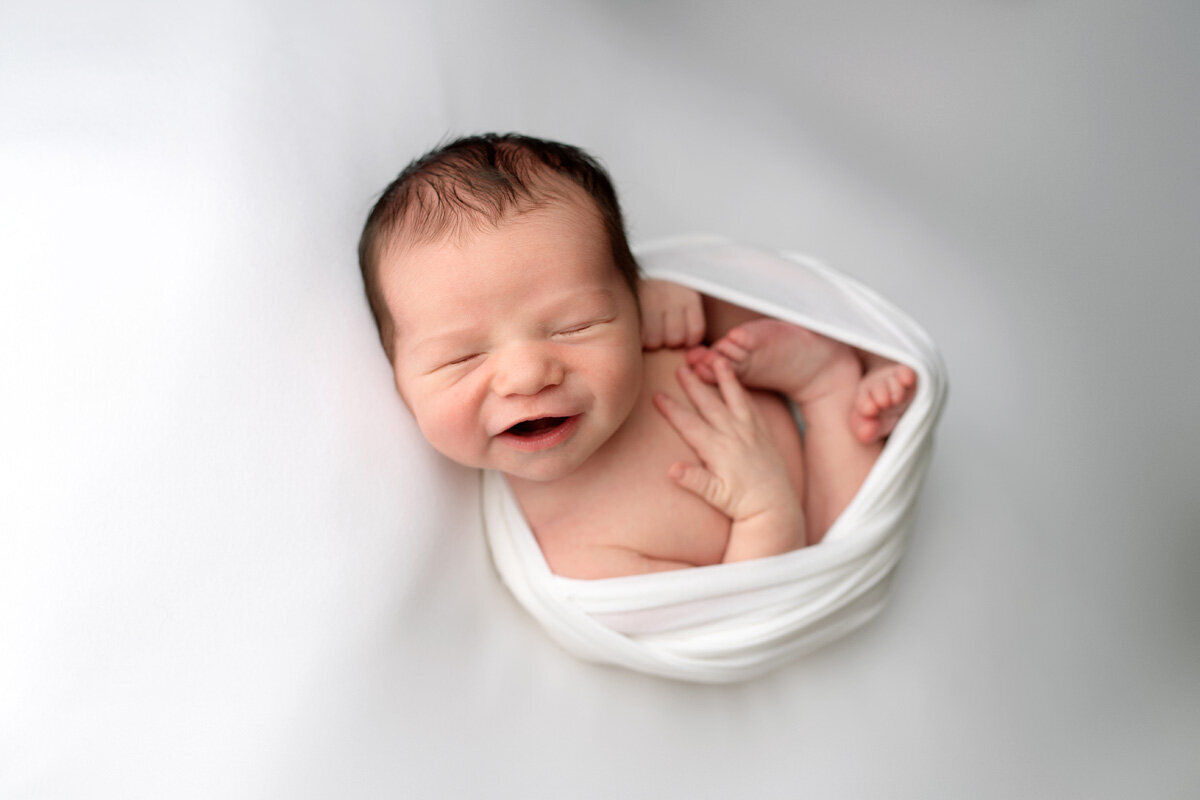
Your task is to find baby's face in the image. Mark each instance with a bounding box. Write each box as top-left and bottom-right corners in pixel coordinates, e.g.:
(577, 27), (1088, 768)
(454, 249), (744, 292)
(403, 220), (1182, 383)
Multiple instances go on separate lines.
(381, 193), (643, 483)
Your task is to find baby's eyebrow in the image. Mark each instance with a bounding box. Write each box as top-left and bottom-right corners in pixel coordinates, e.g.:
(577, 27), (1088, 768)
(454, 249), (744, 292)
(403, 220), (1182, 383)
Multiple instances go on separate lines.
(545, 288), (617, 316)
(409, 328), (479, 357)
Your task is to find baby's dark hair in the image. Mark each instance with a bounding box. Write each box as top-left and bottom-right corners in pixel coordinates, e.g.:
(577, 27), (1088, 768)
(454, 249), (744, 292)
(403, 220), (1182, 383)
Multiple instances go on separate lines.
(358, 133), (640, 360)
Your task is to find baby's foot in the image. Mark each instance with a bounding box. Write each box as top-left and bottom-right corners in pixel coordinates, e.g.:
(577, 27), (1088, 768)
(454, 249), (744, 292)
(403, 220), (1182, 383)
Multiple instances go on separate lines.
(849, 354), (917, 443)
(687, 319), (859, 405)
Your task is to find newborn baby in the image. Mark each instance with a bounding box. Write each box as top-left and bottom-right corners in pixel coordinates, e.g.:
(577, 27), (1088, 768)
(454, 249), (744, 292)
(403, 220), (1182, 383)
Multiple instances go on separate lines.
(358, 134), (915, 579)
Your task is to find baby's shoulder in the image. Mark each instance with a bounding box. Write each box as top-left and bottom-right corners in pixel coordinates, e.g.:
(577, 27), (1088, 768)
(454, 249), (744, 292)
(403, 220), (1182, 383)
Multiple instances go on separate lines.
(638, 347), (690, 396)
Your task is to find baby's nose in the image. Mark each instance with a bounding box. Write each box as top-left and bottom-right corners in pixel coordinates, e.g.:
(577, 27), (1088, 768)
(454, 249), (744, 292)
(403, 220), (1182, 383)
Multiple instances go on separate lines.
(493, 343), (565, 397)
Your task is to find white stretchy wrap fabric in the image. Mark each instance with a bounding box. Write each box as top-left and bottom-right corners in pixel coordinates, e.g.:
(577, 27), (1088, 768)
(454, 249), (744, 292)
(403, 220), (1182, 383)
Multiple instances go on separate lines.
(483, 236), (948, 683)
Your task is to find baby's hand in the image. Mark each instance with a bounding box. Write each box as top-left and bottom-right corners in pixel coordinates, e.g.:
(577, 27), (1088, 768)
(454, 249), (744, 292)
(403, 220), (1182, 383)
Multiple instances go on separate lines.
(653, 358), (805, 559)
(639, 279), (706, 350)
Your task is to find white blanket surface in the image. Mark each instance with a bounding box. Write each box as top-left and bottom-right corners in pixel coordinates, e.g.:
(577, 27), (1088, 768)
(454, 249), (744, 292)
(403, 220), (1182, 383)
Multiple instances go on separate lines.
(5, 2), (1198, 797)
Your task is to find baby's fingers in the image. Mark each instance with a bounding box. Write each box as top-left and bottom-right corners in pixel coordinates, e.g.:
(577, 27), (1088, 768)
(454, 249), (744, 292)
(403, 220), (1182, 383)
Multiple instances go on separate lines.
(668, 461), (730, 515)
(662, 307), (688, 348)
(685, 347), (719, 383)
(682, 301), (706, 347)
(673, 364), (734, 429)
(652, 390), (727, 463)
(711, 358), (753, 421)
(653, 390), (705, 441)
(661, 304), (705, 348)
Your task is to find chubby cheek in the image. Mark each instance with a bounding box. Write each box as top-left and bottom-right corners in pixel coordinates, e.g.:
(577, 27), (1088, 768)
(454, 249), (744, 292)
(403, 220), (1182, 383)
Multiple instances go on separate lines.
(607, 343), (645, 413)
(395, 369), (483, 464)
(411, 392), (484, 465)
(578, 358), (640, 441)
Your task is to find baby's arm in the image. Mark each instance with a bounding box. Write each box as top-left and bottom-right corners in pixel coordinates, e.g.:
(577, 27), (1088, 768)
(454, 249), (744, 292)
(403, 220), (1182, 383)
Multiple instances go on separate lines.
(653, 357), (806, 562)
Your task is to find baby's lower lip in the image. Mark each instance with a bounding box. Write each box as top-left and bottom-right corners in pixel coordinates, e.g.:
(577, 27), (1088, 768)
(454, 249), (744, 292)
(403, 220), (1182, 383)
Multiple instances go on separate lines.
(497, 415), (581, 452)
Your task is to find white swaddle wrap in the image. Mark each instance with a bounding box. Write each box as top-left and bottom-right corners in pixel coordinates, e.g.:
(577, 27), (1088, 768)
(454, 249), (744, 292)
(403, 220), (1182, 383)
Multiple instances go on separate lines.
(483, 237), (948, 683)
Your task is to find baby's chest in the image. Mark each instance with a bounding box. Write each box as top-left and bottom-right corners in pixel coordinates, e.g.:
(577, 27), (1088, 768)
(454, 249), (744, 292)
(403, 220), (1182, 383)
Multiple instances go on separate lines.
(562, 429), (732, 566)
(529, 351), (736, 570)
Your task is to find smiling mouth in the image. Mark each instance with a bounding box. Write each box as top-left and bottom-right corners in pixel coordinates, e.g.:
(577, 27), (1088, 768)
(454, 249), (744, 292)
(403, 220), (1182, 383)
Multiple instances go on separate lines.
(498, 414), (581, 452)
(505, 417), (570, 437)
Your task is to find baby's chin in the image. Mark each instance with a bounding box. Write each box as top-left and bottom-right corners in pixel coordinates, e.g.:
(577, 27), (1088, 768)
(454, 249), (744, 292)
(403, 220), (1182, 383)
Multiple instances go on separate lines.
(426, 440), (592, 484)
(494, 456), (587, 485)
(489, 443), (600, 485)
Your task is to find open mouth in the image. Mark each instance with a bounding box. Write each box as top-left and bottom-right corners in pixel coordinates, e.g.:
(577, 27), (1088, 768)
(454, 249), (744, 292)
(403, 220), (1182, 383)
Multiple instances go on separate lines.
(498, 414), (581, 452)
(505, 416), (570, 437)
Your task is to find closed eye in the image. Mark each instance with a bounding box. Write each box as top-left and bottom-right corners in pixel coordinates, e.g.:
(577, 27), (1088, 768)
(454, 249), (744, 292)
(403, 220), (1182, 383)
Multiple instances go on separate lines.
(558, 318), (612, 336)
(425, 353), (482, 374)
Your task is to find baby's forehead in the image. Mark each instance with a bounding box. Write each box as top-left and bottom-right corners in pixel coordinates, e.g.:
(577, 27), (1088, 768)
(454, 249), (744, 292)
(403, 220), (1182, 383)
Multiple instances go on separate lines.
(385, 210), (620, 330)
(383, 197), (609, 287)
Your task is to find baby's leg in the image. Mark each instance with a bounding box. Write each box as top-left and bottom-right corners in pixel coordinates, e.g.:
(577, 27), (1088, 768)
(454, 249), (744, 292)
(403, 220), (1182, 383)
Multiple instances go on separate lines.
(688, 320), (880, 542)
(692, 321), (917, 444)
(688, 319), (847, 405)
(797, 357), (881, 542)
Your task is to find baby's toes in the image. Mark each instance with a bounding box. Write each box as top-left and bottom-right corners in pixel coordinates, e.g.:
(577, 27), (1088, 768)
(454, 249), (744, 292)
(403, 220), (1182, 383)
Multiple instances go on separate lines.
(894, 367), (918, 402)
(857, 390), (880, 419)
(871, 381), (892, 411)
(686, 347), (719, 383)
(713, 337), (750, 366)
(725, 325), (755, 351)
(850, 412), (880, 443)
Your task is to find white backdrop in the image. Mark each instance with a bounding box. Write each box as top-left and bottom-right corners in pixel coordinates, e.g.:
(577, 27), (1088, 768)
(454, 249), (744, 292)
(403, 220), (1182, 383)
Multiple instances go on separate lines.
(3, 1), (1198, 797)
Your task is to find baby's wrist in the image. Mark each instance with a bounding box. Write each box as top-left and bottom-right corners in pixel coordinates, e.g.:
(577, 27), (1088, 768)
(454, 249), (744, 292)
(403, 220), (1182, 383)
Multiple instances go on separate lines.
(742, 508), (803, 536)
(733, 490), (802, 526)
(725, 501), (806, 560)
